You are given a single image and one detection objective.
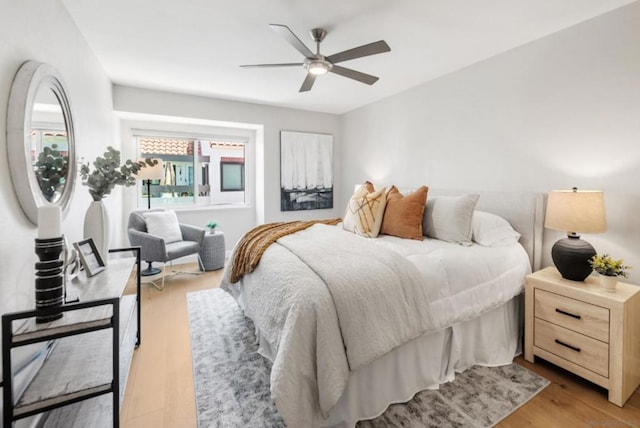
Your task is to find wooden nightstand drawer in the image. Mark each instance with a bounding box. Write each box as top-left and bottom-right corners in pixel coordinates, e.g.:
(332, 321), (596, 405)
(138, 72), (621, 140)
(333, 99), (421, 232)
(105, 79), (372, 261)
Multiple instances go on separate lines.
(534, 318), (609, 377)
(535, 289), (609, 343)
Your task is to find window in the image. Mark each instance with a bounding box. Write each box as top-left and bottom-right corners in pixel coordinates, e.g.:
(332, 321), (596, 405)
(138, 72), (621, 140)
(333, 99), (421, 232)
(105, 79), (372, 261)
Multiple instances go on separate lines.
(220, 158), (244, 192)
(136, 135), (246, 207)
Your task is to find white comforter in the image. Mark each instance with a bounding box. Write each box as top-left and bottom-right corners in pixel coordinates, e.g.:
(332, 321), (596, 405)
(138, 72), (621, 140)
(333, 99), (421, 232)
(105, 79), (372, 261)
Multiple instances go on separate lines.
(221, 224), (530, 427)
(277, 224), (434, 370)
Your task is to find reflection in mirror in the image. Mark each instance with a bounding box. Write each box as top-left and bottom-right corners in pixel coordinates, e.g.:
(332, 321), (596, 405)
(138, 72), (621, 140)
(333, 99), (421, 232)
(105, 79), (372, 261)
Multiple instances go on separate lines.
(6, 61), (76, 225)
(31, 87), (69, 203)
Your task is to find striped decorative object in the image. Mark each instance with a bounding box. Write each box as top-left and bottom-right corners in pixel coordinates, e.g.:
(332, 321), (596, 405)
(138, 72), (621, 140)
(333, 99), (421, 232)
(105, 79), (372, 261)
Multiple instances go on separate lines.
(343, 184), (387, 238)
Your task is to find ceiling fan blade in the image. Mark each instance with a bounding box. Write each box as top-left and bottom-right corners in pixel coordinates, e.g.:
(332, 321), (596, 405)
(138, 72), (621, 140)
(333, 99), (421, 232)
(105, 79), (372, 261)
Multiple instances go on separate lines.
(327, 40), (390, 64)
(240, 63), (303, 68)
(329, 65), (379, 85)
(299, 73), (317, 92)
(270, 24), (315, 58)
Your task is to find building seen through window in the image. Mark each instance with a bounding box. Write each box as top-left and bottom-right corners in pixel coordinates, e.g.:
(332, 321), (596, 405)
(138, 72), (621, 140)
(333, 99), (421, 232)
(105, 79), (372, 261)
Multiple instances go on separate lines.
(137, 136), (246, 207)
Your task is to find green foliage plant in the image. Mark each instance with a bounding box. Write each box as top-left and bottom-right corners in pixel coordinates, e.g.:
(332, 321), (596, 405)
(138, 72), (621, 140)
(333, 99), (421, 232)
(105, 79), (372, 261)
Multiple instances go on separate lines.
(34, 144), (67, 201)
(80, 146), (157, 201)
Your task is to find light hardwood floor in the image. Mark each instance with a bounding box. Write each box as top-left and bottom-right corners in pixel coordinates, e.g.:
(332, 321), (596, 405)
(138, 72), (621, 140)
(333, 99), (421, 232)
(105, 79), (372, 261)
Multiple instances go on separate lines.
(121, 263), (640, 427)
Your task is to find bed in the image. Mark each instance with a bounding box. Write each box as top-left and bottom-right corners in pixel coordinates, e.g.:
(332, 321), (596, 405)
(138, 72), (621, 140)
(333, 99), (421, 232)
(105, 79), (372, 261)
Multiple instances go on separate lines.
(221, 189), (543, 428)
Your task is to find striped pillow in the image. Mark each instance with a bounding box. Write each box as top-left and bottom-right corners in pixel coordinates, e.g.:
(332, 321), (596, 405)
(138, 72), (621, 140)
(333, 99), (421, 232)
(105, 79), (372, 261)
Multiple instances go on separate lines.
(343, 182), (374, 232)
(344, 185), (387, 238)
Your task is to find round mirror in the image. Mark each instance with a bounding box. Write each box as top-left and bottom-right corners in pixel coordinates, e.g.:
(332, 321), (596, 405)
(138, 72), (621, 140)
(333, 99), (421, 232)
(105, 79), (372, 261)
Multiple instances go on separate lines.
(7, 61), (76, 225)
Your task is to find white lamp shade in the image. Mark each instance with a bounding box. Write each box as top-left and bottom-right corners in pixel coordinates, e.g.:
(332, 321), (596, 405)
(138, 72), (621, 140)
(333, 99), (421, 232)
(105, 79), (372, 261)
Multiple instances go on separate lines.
(135, 159), (164, 180)
(544, 189), (607, 234)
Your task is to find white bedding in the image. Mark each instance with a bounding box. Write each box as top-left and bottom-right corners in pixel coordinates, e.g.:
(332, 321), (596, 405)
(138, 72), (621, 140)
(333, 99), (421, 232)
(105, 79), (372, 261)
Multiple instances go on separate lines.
(370, 234), (531, 328)
(278, 224), (434, 371)
(221, 224), (531, 428)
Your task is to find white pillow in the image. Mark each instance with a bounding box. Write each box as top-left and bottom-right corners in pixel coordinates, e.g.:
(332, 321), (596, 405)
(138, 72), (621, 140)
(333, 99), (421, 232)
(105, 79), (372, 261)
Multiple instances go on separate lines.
(423, 194), (479, 245)
(143, 210), (182, 244)
(472, 211), (521, 247)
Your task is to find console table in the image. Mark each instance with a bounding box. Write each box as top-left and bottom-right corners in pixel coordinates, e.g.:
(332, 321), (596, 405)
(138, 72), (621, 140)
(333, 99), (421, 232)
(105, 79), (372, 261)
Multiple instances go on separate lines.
(1, 247), (141, 428)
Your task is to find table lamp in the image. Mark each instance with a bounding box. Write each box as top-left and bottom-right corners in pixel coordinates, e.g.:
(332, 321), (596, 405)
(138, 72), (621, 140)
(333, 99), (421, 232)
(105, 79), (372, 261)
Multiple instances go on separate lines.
(544, 187), (607, 281)
(135, 159), (164, 209)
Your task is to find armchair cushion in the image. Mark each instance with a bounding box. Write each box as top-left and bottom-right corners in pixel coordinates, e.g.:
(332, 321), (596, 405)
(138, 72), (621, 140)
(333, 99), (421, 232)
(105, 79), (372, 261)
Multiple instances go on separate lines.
(166, 241), (202, 260)
(143, 210), (182, 244)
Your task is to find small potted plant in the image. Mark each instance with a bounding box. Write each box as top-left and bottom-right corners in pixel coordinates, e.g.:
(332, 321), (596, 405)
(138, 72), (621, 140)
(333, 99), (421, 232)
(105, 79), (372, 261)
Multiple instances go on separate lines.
(206, 221), (218, 234)
(589, 253), (631, 292)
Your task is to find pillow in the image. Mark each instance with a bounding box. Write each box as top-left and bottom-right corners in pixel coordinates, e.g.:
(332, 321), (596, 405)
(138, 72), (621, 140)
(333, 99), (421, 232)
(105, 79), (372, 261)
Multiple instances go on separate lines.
(472, 211), (521, 247)
(380, 186), (428, 240)
(343, 181), (375, 232)
(143, 210), (182, 244)
(344, 184), (387, 238)
(423, 194), (479, 245)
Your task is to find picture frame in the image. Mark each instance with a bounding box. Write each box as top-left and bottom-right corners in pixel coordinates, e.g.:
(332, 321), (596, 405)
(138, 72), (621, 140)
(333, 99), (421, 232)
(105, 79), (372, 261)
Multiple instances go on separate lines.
(73, 238), (106, 277)
(280, 130), (334, 211)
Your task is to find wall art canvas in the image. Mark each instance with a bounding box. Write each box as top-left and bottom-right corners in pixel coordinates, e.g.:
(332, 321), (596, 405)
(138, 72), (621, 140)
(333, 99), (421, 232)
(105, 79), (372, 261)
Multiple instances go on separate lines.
(280, 131), (333, 211)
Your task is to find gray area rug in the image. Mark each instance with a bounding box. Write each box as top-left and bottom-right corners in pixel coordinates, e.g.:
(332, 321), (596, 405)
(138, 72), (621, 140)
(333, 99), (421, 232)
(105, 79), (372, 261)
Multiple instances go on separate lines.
(188, 288), (549, 427)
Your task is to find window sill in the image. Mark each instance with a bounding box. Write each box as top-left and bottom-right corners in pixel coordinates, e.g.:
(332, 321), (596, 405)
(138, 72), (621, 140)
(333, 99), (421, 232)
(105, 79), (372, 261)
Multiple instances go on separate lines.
(168, 204), (253, 213)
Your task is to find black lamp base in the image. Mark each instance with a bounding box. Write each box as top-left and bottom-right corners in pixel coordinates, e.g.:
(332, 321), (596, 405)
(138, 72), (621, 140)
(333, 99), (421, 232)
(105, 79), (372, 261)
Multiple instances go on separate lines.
(141, 261), (161, 276)
(551, 235), (596, 281)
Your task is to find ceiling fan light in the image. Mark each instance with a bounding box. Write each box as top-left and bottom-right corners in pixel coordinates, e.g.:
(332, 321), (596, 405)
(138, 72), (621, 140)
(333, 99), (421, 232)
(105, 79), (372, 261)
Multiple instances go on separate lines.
(307, 60), (331, 75)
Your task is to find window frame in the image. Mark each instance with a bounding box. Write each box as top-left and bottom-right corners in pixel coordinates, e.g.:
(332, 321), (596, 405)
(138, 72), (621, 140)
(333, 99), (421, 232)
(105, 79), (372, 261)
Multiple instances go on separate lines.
(132, 128), (252, 209)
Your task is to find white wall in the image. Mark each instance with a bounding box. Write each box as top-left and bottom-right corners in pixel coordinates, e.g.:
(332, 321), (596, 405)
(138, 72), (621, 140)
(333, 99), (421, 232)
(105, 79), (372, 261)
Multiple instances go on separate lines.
(0, 0), (118, 314)
(113, 86), (342, 250)
(341, 3), (640, 283)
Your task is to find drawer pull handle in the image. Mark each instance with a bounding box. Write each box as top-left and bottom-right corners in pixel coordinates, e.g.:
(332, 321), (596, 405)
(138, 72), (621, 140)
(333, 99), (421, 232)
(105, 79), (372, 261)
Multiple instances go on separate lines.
(555, 308), (581, 320)
(555, 339), (581, 352)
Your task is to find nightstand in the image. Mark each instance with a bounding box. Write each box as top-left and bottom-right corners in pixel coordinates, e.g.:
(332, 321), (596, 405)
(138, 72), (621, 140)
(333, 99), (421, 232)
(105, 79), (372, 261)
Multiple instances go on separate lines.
(525, 267), (640, 406)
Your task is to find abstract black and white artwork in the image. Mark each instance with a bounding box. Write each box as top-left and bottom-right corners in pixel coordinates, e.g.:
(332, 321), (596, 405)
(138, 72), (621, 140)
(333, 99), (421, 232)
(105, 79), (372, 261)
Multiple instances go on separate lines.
(280, 131), (333, 211)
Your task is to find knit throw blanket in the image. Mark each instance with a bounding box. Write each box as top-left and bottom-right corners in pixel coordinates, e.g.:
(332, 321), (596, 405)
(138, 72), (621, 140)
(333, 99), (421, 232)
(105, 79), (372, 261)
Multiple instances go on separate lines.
(229, 218), (342, 283)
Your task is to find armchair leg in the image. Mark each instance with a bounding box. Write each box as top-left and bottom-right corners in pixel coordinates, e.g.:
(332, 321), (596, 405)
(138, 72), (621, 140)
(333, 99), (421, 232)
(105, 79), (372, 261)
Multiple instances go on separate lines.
(141, 261), (161, 276)
(148, 264), (167, 291)
(147, 261), (201, 291)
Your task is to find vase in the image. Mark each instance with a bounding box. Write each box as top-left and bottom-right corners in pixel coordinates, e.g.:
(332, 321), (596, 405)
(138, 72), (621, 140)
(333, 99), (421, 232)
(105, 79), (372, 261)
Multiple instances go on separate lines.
(599, 274), (618, 292)
(83, 200), (110, 264)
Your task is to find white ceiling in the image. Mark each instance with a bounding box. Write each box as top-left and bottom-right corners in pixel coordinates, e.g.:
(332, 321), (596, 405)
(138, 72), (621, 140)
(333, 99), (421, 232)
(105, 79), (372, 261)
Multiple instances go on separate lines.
(62, 0), (635, 115)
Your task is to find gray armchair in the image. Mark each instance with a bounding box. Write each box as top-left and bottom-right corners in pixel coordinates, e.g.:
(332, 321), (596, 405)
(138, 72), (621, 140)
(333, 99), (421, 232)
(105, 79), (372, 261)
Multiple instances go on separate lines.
(127, 209), (206, 290)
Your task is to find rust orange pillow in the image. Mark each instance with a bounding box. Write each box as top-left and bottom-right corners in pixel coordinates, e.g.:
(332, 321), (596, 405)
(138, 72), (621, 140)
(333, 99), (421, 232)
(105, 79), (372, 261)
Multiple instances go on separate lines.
(380, 186), (429, 240)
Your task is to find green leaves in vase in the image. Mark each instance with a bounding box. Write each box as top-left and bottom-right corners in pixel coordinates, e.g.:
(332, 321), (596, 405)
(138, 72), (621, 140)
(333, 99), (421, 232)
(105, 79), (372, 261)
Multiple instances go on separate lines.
(80, 146), (157, 201)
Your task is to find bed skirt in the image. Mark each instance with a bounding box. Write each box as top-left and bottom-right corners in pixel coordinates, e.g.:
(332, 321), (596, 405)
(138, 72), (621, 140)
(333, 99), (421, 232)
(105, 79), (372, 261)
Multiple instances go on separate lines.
(324, 294), (524, 427)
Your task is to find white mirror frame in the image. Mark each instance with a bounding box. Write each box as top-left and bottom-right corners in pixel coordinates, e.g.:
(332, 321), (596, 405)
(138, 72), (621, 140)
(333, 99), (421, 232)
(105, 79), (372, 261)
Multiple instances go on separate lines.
(6, 61), (76, 225)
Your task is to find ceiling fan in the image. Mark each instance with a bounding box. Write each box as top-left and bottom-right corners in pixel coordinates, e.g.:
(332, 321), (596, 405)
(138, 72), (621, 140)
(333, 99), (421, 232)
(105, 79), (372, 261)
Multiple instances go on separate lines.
(241, 24), (391, 92)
